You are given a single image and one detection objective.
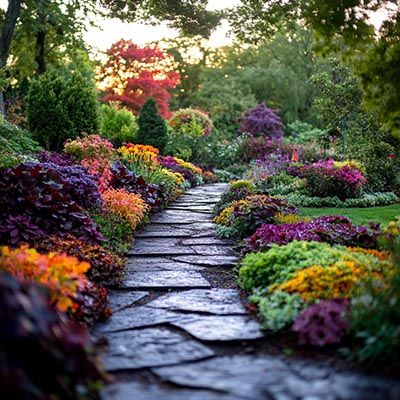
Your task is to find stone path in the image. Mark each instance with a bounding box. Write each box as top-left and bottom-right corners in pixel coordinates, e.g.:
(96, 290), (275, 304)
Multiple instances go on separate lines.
(94, 184), (400, 400)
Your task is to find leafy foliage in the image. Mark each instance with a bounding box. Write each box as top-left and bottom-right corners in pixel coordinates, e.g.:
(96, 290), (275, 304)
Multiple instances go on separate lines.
(36, 235), (125, 286)
(0, 245), (90, 313)
(98, 40), (180, 118)
(214, 195), (298, 238)
(250, 290), (306, 332)
(293, 299), (350, 347)
(110, 161), (162, 208)
(99, 104), (138, 146)
(0, 163), (103, 245)
(238, 241), (380, 291)
(0, 117), (41, 168)
(136, 98), (169, 152)
(26, 71), (99, 150)
(301, 160), (367, 200)
(349, 218), (400, 368)
(0, 272), (107, 400)
(239, 103), (285, 138)
(245, 215), (379, 253)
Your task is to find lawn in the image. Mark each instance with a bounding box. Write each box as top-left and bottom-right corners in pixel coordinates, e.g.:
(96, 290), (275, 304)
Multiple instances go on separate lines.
(300, 204), (400, 226)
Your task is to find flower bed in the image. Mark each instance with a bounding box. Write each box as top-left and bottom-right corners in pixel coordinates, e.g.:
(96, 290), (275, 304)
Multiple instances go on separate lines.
(215, 180), (398, 368)
(0, 132), (210, 394)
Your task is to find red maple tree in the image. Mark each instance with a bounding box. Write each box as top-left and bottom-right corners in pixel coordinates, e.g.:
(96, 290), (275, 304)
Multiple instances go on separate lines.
(98, 39), (180, 118)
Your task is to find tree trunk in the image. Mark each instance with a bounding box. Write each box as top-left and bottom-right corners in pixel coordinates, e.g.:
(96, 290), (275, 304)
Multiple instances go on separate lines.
(35, 1), (47, 75)
(35, 30), (46, 75)
(0, 0), (22, 115)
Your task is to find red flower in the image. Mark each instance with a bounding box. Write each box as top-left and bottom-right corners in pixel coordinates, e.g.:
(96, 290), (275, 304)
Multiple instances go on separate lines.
(387, 154), (396, 159)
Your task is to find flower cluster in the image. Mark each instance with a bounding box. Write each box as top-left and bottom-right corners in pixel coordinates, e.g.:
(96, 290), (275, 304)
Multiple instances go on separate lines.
(301, 159), (367, 200)
(0, 245), (89, 312)
(292, 299), (350, 346)
(36, 235), (125, 285)
(65, 135), (115, 192)
(64, 134), (115, 162)
(272, 259), (386, 302)
(101, 189), (149, 230)
(157, 155), (199, 186)
(245, 215), (379, 252)
(214, 194), (298, 238)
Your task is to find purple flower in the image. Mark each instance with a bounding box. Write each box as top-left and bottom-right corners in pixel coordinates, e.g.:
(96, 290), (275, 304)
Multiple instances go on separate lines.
(244, 215), (378, 252)
(301, 160), (367, 200)
(292, 299), (350, 346)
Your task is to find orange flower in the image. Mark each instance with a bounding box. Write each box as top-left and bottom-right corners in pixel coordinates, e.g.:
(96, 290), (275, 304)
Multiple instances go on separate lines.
(0, 245), (90, 312)
(102, 189), (149, 230)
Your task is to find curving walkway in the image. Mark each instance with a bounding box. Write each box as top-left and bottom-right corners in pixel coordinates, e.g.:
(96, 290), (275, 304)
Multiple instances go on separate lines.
(95, 184), (400, 400)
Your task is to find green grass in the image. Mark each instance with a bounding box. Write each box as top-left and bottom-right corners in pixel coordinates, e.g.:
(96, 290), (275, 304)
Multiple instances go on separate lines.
(300, 204), (400, 226)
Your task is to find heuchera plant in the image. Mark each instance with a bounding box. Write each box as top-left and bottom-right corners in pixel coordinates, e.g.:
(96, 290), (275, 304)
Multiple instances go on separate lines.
(245, 215), (378, 252)
(0, 163), (103, 244)
(110, 161), (162, 208)
(292, 299), (350, 346)
(239, 103), (285, 138)
(215, 195), (298, 238)
(0, 272), (107, 399)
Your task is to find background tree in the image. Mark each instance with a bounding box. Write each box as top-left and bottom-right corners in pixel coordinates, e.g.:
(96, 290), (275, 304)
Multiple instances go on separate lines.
(228, 0), (400, 137)
(98, 39), (180, 118)
(136, 98), (168, 152)
(26, 71), (98, 150)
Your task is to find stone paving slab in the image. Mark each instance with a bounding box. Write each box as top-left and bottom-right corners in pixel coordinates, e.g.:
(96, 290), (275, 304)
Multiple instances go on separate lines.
(101, 382), (243, 400)
(147, 289), (247, 315)
(181, 237), (233, 246)
(97, 305), (263, 341)
(170, 255), (238, 267)
(151, 214), (212, 224)
(125, 259), (204, 271)
(153, 355), (400, 400)
(103, 327), (214, 371)
(171, 315), (263, 341)
(135, 226), (216, 238)
(121, 270), (211, 290)
(108, 291), (149, 312)
(191, 245), (236, 256)
(127, 244), (198, 257)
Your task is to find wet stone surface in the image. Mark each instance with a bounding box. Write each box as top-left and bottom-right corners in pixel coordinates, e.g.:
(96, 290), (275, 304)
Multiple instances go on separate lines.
(147, 289), (247, 315)
(95, 184), (400, 400)
(103, 327), (214, 371)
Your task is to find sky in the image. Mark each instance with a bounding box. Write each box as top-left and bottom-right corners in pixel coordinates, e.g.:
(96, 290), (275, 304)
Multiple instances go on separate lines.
(84, 0), (240, 51)
(0, 0), (394, 53)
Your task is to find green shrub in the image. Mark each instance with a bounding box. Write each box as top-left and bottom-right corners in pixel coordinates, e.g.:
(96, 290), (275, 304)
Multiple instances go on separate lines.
(238, 241), (349, 291)
(136, 98), (168, 153)
(91, 211), (133, 255)
(287, 120), (327, 144)
(99, 104), (138, 146)
(249, 290), (306, 331)
(0, 117), (41, 168)
(283, 192), (399, 208)
(255, 172), (307, 196)
(165, 122), (203, 160)
(26, 71), (99, 150)
(168, 108), (213, 136)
